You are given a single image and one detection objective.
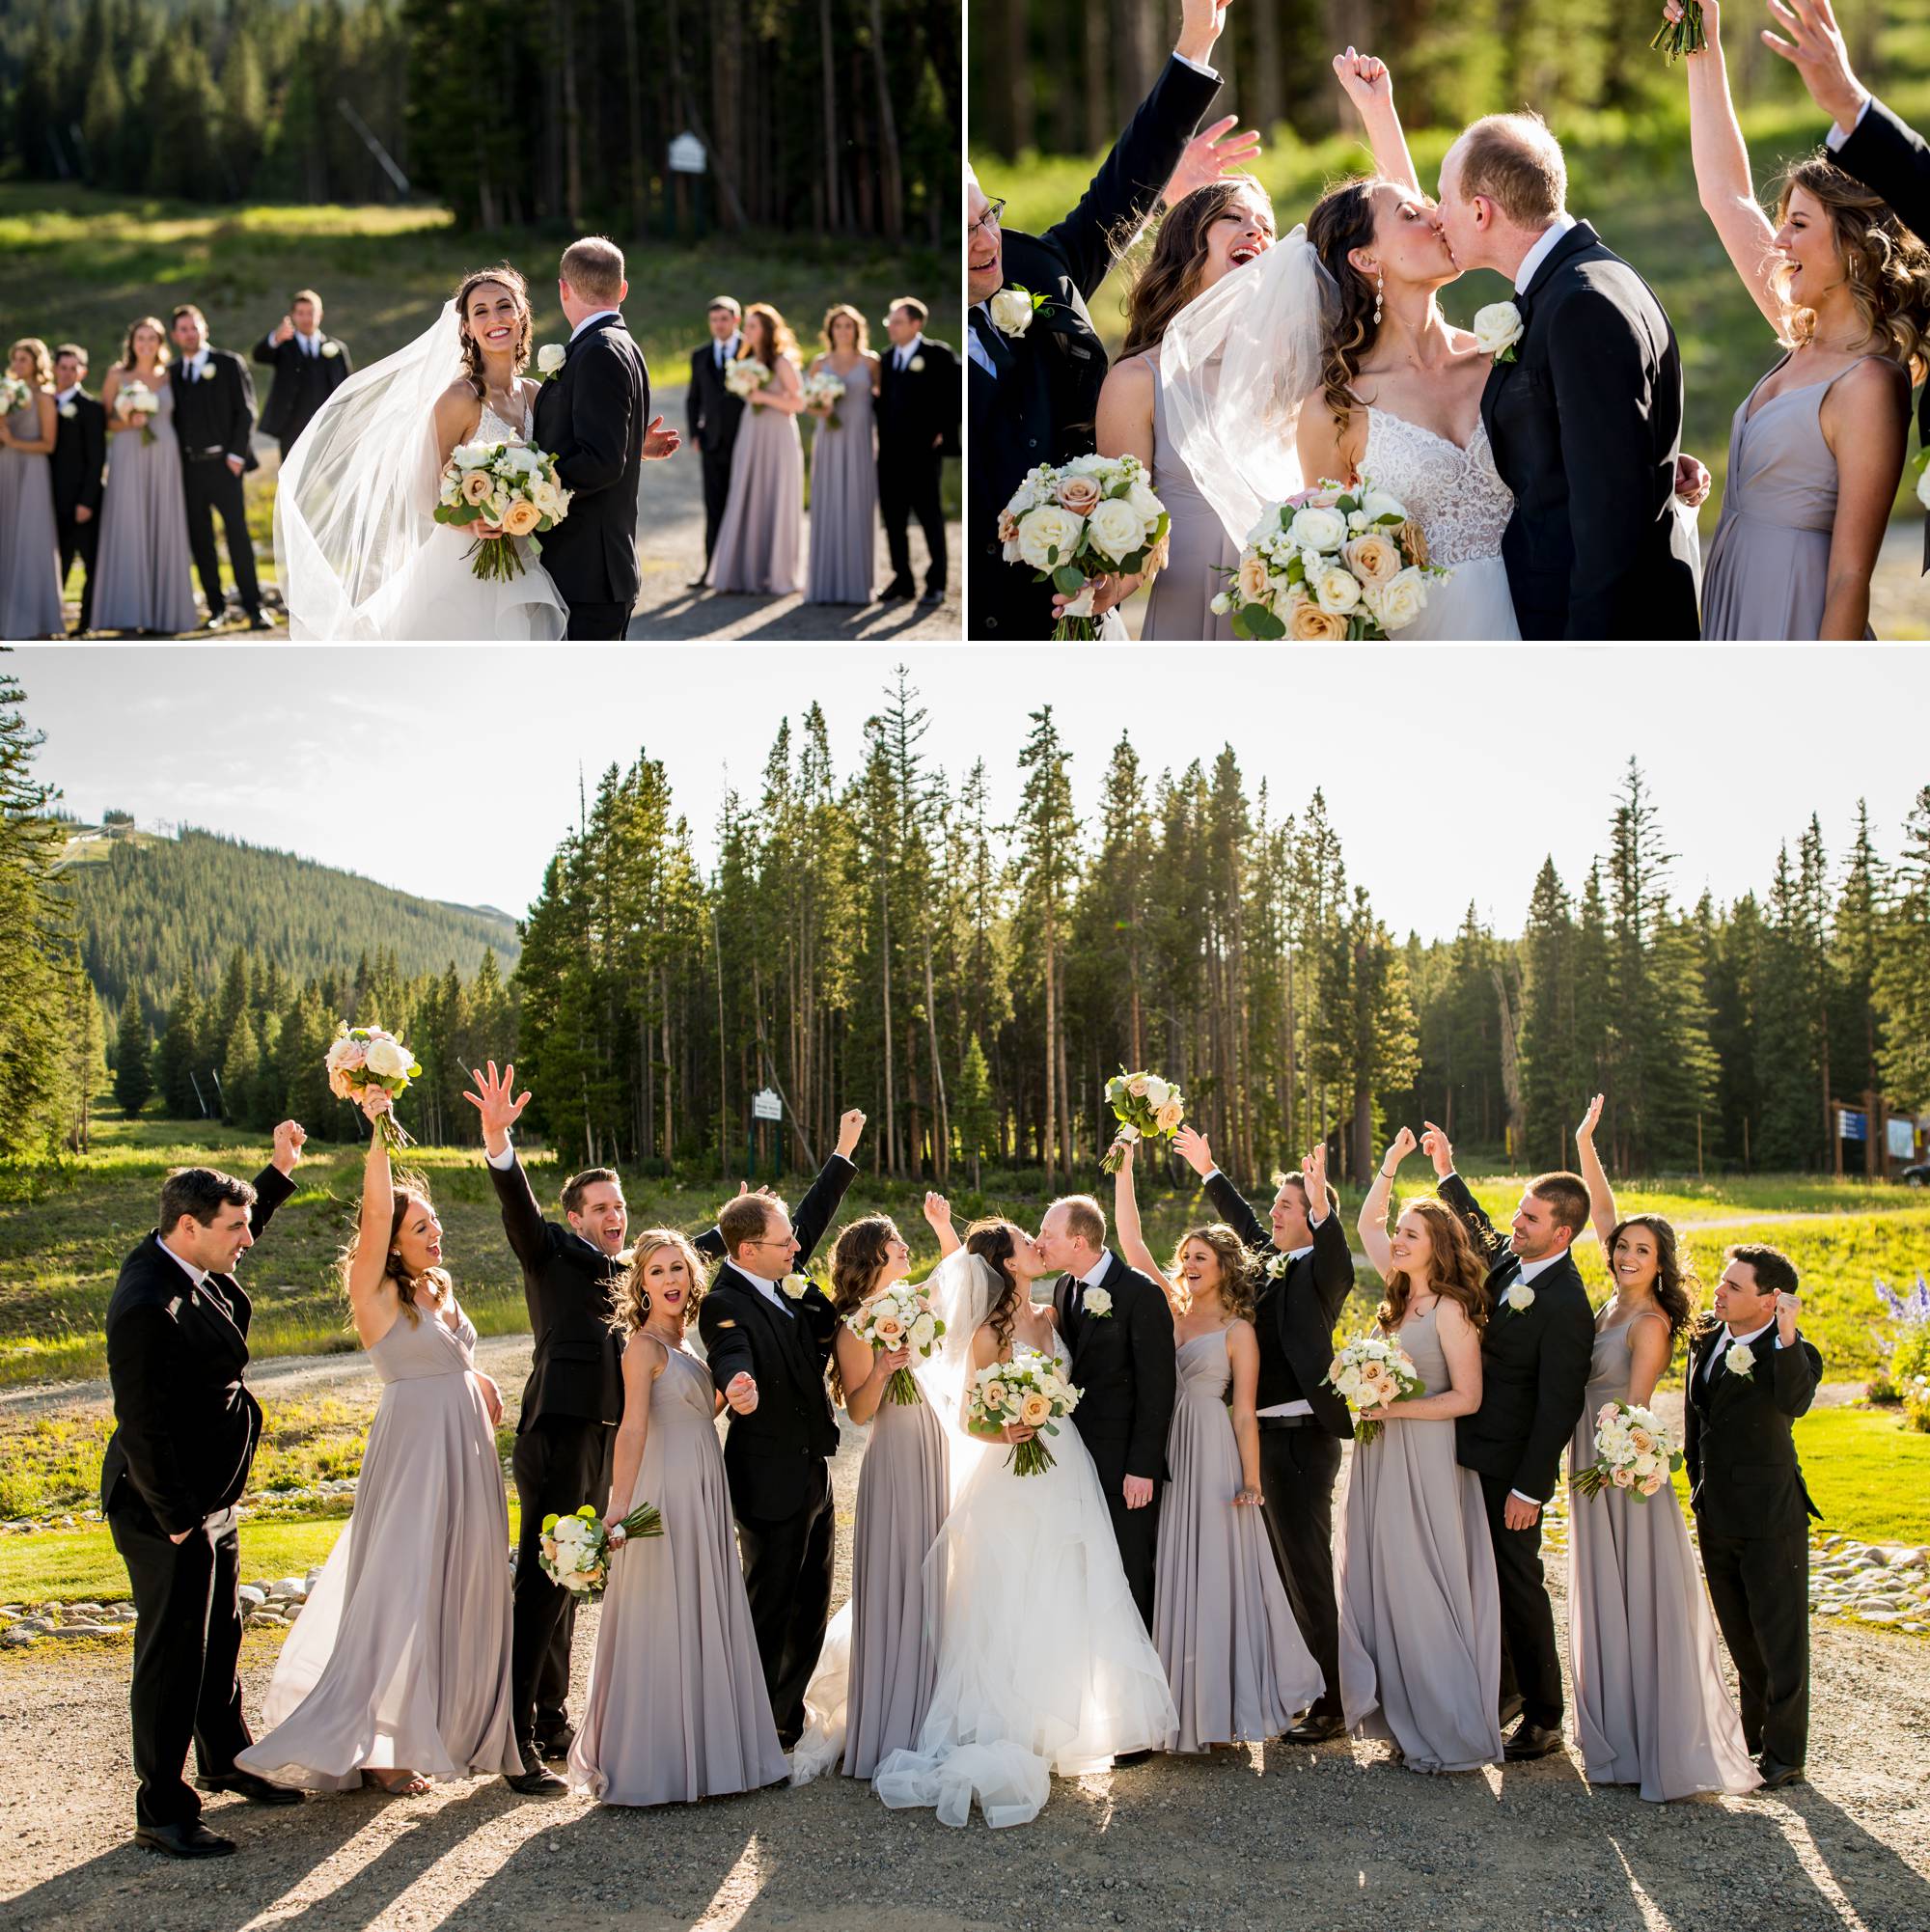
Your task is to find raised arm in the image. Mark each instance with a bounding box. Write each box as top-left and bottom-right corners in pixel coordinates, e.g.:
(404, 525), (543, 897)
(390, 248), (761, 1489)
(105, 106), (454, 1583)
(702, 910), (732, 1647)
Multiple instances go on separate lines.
(1111, 1138), (1179, 1307)
(1179, 1123), (1271, 1253)
(921, 1191), (962, 1262)
(1333, 48), (1420, 194)
(465, 1061), (548, 1269)
(605, 1334), (663, 1524)
(345, 1094), (399, 1332)
(1573, 1091), (1617, 1253)
(1358, 1127), (1416, 1281)
(788, 1108), (867, 1262)
(1422, 1119), (1511, 1269)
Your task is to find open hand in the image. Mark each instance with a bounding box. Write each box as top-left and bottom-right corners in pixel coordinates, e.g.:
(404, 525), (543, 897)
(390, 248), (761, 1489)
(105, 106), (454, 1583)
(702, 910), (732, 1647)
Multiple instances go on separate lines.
(1576, 1092), (1604, 1145)
(922, 1191), (952, 1234)
(1176, 0), (1233, 67)
(642, 414), (681, 460)
(1420, 1119), (1454, 1178)
(271, 1119), (307, 1174)
(1333, 47), (1393, 114)
(1302, 1143), (1329, 1215)
(1173, 1123), (1214, 1177)
(1763, 0), (1868, 133)
(726, 1371), (758, 1415)
(1161, 114), (1263, 206)
(463, 1061), (531, 1151)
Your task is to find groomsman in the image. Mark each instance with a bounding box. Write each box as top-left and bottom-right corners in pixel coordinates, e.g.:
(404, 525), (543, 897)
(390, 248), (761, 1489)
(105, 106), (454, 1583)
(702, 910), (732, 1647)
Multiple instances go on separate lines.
(50, 343), (104, 634)
(686, 296), (746, 582)
(968, 0), (1226, 637)
(1686, 1244), (1822, 1788)
(168, 306), (272, 631)
(1176, 1126), (1353, 1740)
(695, 1112), (864, 1747)
(1424, 1122), (1594, 1762)
(102, 1126), (309, 1857)
(467, 1063), (625, 1797)
(876, 297), (958, 602)
(253, 290), (352, 464)
(1768, 0), (1929, 569)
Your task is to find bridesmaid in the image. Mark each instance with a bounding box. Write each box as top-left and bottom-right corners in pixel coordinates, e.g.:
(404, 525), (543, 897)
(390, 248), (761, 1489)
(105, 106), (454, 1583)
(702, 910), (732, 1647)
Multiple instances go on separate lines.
(0, 338), (65, 639)
(798, 1193), (958, 1779)
(568, 1228), (787, 1806)
(94, 317), (198, 637)
(803, 303), (880, 605)
(1570, 1094), (1761, 1802)
(1338, 1128), (1503, 1775)
(1112, 1140), (1323, 1752)
(1094, 178), (1277, 638)
(706, 302), (806, 595)
(1668, 0), (1927, 638)
(236, 1091), (520, 1795)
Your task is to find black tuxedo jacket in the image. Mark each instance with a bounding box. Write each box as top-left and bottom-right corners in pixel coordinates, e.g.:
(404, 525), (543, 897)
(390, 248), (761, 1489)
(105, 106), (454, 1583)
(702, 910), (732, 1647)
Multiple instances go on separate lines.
(970, 53), (1220, 638)
(877, 339), (961, 463)
(252, 330), (352, 444)
(168, 350), (260, 471)
(1051, 1249), (1177, 1483)
(1203, 1173), (1356, 1438)
(1836, 97), (1929, 571)
(1684, 1323), (1824, 1540)
(1439, 1172), (1594, 1504)
(51, 391), (105, 517)
(532, 315), (649, 609)
(1479, 222), (1698, 639)
(686, 339), (746, 456)
(99, 1165), (294, 1532)
(489, 1150), (626, 1431)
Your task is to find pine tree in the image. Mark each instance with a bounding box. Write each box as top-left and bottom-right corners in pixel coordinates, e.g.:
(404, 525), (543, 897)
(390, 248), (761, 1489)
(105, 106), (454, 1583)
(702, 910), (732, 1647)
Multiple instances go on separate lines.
(114, 987), (152, 1116)
(157, 976), (206, 1118)
(1877, 786), (1930, 1109)
(1517, 858), (1576, 1170)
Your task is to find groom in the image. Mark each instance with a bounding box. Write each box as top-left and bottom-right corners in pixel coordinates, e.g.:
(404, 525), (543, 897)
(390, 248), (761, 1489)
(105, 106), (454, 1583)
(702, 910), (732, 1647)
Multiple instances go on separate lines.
(532, 237), (681, 639)
(1435, 114), (1699, 640)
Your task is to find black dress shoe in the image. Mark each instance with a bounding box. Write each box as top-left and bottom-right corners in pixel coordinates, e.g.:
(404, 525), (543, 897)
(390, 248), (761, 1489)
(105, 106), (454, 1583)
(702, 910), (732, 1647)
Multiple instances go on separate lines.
(245, 609), (274, 631)
(536, 1727), (576, 1762)
(1503, 1722), (1564, 1762)
(504, 1766), (568, 1798)
(1284, 1711), (1347, 1744)
(1111, 1749), (1153, 1767)
(920, 584), (945, 603)
(687, 576), (710, 590)
(1754, 1753), (1806, 1790)
(880, 577), (915, 600)
(134, 1821), (236, 1859)
(203, 612), (232, 630)
(197, 1770), (304, 1806)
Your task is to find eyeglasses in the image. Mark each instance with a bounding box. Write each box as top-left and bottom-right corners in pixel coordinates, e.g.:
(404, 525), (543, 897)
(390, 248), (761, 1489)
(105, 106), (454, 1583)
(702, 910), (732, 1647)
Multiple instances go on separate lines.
(969, 200), (1006, 242)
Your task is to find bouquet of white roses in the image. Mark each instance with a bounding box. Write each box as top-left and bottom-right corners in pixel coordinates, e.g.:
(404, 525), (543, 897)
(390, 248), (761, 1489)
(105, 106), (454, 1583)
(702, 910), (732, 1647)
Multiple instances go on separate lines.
(1214, 479), (1442, 640)
(433, 437), (572, 583)
(847, 1283), (946, 1405)
(1, 373), (36, 419)
(1101, 1067), (1186, 1174)
(998, 453), (1169, 640)
(724, 356), (771, 401)
(1571, 1398), (1683, 1501)
(799, 368), (846, 429)
(1326, 1331), (1425, 1445)
(538, 1499), (665, 1598)
(324, 1024), (421, 1149)
(970, 1345), (1080, 1476)
(115, 379), (160, 446)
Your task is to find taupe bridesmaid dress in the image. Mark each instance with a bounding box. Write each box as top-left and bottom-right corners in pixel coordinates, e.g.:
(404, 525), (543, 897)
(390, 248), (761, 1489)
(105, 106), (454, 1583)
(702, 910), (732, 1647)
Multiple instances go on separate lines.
(1336, 1304), (1503, 1773)
(1141, 355), (1234, 641)
(236, 1300), (521, 1790)
(0, 395), (64, 638)
(706, 357), (805, 595)
(92, 379), (198, 636)
(1567, 1316), (1761, 1802)
(568, 1345), (787, 1805)
(1153, 1330), (1324, 1751)
(804, 363), (878, 605)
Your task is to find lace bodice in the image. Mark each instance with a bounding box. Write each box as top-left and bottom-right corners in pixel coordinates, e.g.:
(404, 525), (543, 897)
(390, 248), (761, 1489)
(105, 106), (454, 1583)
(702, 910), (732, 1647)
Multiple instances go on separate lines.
(1360, 410), (1513, 567)
(476, 392), (532, 443)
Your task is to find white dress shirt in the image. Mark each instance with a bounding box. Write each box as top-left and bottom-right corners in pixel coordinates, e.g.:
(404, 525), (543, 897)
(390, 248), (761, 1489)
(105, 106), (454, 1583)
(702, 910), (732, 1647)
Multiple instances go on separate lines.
(891, 330), (926, 373)
(1172, 51), (1220, 79)
(157, 1237), (210, 1290)
(1825, 97), (1872, 152)
(55, 384), (79, 407)
(1514, 210), (1579, 294)
(712, 329), (742, 371)
(570, 309), (620, 342)
(968, 304), (998, 377)
(298, 332), (321, 358)
(1703, 1314), (1783, 1383)
(1075, 1252), (1112, 1296)
(180, 347), (211, 382)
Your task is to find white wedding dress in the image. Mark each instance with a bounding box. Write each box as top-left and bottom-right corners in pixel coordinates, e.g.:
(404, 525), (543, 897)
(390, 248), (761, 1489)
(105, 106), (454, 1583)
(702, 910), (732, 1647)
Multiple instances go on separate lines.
(864, 1254), (1177, 1829)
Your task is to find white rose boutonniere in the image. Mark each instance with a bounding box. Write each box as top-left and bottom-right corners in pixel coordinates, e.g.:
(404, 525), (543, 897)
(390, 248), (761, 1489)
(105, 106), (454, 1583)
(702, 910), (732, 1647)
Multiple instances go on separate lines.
(1723, 1341), (1755, 1379)
(989, 286), (1043, 338)
(1266, 1251), (1293, 1281)
(1083, 1286), (1114, 1318)
(537, 343), (567, 381)
(1503, 1281), (1536, 1315)
(908, 354), (925, 373)
(1474, 301), (1525, 364)
(781, 1272), (812, 1301)
(321, 340), (342, 359)
(59, 400), (77, 419)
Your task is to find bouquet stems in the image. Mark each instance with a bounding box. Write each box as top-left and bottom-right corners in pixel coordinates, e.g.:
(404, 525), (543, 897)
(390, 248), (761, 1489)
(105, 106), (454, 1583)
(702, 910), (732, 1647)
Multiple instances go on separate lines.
(1050, 616), (1097, 642)
(884, 1365), (923, 1406)
(467, 535), (529, 582)
(1009, 1437), (1057, 1477)
(373, 1110), (414, 1152)
(615, 1499), (664, 1540)
(139, 425), (155, 447)
(1651, 0), (1705, 62)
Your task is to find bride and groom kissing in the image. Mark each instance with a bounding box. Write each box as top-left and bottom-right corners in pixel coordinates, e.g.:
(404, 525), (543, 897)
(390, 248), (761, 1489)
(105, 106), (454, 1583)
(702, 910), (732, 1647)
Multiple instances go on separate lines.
(276, 236), (681, 641)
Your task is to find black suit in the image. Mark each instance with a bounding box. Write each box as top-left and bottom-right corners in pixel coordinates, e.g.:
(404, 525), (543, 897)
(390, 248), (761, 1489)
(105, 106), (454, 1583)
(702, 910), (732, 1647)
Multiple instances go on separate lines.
(970, 54), (1220, 638)
(252, 329), (352, 462)
(101, 1165), (293, 1830)
(169, 350), (262, 619)
(1051, 1250), (1176, 1631)
(532, 314), (649, 639)
(877, 337), (960, 594)
(1441, 1172), (1594, 1731)
(687, 337), (747, 566)
(487, 1147), (627, 1762)
(51, 389), (104, 631)
(694, 1153), (857, 1744)
(1479, 221), (1699, 640)
(1835, 97), (1930, 571)
(1685, 1321), (1823, 1767)
(1203, 1173), (1353, 1718)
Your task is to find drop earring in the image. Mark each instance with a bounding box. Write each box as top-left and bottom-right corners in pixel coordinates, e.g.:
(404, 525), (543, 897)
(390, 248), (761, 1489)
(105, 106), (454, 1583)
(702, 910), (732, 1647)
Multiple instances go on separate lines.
(1374, 266), (1385, 326)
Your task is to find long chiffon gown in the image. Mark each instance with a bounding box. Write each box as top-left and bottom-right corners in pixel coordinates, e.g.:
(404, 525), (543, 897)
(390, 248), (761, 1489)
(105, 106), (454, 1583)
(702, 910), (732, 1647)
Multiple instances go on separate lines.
(1336, 1305), (1503, 1773)
(1140, 355), (1234, 641)
(0, 395), (64, 638)
(706, 359), (805, 595)
(1153, 1330), (1324, 1751)
(92, 381), (198, 636)
(1567, 1317), (1761, 1801)
(236, 1300), (521, 1790)
(803, 364), (878, 604)
(568, 1345), (787, 1805)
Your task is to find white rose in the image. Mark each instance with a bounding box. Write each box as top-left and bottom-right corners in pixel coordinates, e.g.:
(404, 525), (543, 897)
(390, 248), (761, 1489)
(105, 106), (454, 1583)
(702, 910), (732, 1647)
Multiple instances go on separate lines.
(783, 1272), (811, 1300)
(1125, 479), (1163, 526)
(1016, 503), (1083, 572)
(1209, 590), (1232, 615)
(910, 1313), (936, 1349)
(364, 1036), (412, 1079)
(1724, 1342), (1755, 1378)
(1085, 495), (1144, 562)
(1084, 1287), (1113, 1317)
(1143, 1075), (1171, 1108)
(1360, 488), (1406, 524)
(1286, 505), (1348, 553)
(321, 340), (342, 359)
(1311, 561), (1362, 614)
(1503, 1281), (1536, 1313)
(1365, 565), (1430, 633)
(1473, 301), (1525, 360)
(988, 288), (1035, 337)
(59, 400), (77, 420)
(1245, 509), (1284, 549)
(537, 343), (566, 376)
(908, 354), (925, 372)
(1062, 452), (1114, 478)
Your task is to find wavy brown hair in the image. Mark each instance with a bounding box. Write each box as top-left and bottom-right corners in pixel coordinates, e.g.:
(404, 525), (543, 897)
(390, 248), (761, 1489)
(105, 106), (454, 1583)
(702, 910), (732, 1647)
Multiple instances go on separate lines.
(1376, 1195), (1489, 1335)
(608, 1228), (707, 1335)
(827, 1214), (899, 1400)
(1774, 155), (1930, 382)
(1119, 178), (1276, 359)
(453, 265), (534, 398)
(965, 1218), (1028, 1358)
(341, 1168), (449, 1327)
(1605, 1212), (1696, 1339)
(741, 303), (798, 367)
(1170, 1223), (1259, 1324)
(820, 303), (869, 354)
(1306, 177), (1384, 430)
(7, 338), (52, 390)
(119, 316), (172, 372)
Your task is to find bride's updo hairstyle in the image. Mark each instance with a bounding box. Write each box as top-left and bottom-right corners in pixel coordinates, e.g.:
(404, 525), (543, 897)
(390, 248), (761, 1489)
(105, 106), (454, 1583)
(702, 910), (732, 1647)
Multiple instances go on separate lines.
(964, 1218), (1028, 1356)
(1772, 155), (1930, 382)
(1306, 177), (1384, 430)
(453, 264), (534, 397)
(741, 302), (798, 366)
(1119, 176), (1276, 359)
(827, 1214), (900, 1400)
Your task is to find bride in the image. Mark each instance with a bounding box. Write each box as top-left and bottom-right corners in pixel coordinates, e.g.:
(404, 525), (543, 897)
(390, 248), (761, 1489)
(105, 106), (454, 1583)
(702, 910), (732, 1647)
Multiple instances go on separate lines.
(868, 1219), (1176, 1829)
(276, 264), (567, 640)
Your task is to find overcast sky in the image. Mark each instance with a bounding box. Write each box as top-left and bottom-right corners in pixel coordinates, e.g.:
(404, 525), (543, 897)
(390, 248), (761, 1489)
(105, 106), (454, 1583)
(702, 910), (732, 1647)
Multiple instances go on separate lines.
(18, 644), (1926, 943)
